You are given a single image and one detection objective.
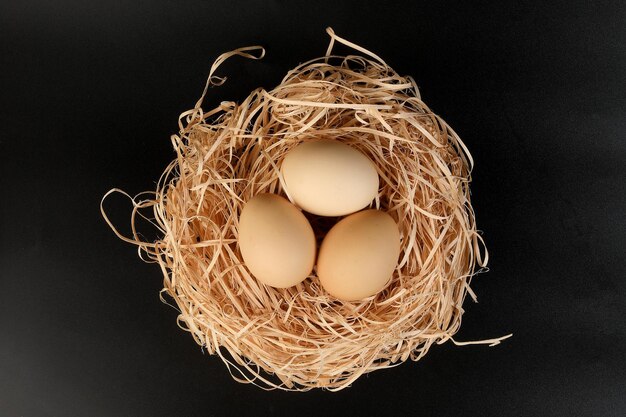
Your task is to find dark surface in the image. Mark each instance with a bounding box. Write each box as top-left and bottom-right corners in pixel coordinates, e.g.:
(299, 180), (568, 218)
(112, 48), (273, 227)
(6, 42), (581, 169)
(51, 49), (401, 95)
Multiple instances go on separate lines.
(1, 1), (625, 416)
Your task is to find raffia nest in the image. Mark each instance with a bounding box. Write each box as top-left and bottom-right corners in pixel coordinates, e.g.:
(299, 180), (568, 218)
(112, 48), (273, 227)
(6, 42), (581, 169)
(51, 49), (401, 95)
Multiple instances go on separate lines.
(102, 28), (509, 391)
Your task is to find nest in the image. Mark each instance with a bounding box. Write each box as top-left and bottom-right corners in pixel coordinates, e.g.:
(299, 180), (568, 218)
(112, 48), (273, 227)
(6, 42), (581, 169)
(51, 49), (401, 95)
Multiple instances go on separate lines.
(102, 28), (509, 391)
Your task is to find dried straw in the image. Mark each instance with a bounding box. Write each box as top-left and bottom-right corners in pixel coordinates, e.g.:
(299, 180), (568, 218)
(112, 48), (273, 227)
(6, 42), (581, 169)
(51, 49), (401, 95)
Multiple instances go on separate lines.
(101, 28), (510, 391)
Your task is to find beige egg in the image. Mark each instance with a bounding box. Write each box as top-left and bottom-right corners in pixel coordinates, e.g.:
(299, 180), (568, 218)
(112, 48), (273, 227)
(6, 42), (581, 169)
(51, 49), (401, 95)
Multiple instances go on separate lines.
(281, 139), (379, 217)
(238, 193), (316, 288)
(317, 209), (401, 301)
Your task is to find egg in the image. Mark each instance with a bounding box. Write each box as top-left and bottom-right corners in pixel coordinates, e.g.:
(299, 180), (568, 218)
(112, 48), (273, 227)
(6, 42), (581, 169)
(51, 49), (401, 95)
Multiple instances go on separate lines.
(316, 209), (401, 301)
(238, 193), (316, 288)
(281, 140), (379, 217)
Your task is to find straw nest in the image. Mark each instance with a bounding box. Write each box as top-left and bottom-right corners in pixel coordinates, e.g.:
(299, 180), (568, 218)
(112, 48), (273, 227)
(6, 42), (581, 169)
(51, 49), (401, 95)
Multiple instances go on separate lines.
(102, 28), (509, 391)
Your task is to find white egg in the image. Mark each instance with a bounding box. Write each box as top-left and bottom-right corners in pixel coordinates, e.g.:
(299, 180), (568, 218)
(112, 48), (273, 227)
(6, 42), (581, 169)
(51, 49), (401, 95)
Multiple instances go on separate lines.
(281, 140), (379, 217)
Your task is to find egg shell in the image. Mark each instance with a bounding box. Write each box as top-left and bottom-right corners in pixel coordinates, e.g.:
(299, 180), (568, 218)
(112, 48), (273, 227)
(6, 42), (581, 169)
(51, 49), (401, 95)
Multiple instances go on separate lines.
(317, 209), (401, 301)
(238, 193), (316, 288)
(281, 140), (379, 217)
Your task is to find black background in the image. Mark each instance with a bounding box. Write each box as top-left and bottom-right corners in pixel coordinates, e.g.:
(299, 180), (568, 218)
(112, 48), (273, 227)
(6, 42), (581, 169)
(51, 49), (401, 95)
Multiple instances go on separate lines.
(1, 1), (625, 416)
